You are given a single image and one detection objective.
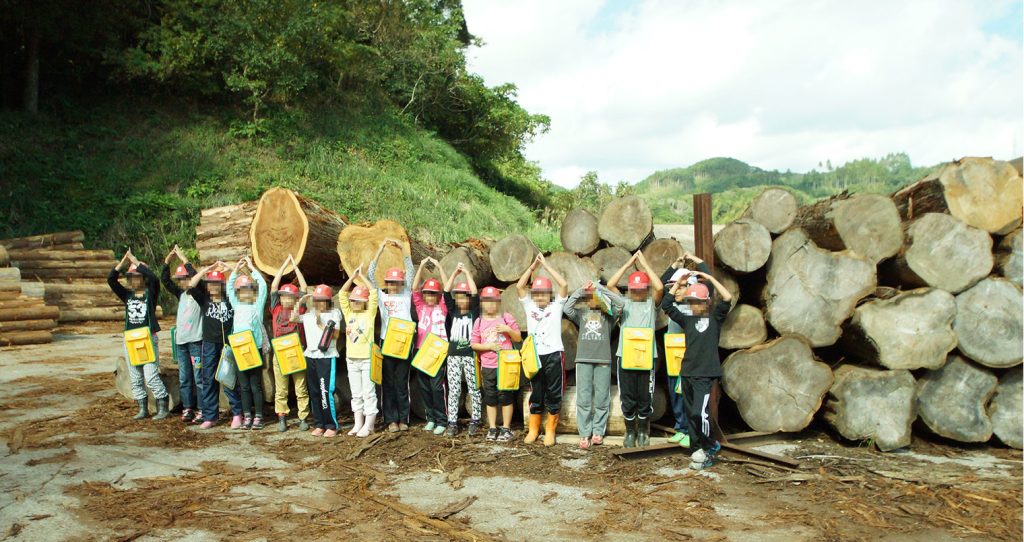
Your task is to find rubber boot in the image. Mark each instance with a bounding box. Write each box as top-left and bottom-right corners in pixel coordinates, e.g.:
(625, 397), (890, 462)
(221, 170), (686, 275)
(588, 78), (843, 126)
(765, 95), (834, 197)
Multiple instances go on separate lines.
(524, 413), (542, 444)
(277, 415), (288, 432)
(543, 413), (559, 447)
(623, 418), (637, 448)
(348, 412), (365, 436)
(357, 414), (376, 438)
(153, 397), (170, 420)
(132, 399), (149, 420)
(637, 417), (650, 448)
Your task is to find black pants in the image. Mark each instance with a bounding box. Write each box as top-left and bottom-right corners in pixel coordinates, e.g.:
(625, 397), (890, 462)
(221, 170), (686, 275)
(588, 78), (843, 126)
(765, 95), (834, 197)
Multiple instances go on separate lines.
(416, 362), (447, 424)
(306, 357), (338, 430)
(528, 351), (564, 415)
(681, 377), (717, 452)
(617, 357), (654, 420)
(237, 366), (264, 418)
(382, 352), (411, 424)
(481, 367), (514, 406)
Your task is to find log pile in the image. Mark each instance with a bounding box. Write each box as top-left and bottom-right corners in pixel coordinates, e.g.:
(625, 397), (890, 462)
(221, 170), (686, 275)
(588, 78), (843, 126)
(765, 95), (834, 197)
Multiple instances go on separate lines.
(0, 266), (58, 346)
(196, 200), (258, 265)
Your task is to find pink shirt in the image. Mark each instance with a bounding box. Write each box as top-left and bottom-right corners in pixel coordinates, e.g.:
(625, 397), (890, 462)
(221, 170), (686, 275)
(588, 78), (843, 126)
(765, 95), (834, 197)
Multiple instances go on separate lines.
(471, 313), (520, 368)
(412, 292), (448, 348)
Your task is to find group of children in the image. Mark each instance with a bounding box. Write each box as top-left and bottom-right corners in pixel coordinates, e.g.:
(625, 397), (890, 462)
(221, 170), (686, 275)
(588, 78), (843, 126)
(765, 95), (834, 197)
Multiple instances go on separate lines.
(111, 239), (732, 469)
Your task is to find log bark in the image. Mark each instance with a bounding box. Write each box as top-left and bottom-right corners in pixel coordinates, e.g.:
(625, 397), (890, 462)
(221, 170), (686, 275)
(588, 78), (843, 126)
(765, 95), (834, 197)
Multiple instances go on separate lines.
(742, 187), (797, 234)
(560, 209), (601, 256)
(5, 249), (114, 261)
(719, 304), (767, 349)
(489, 235), (539, 282)
(38, 282), (114, 295)
(953, 277), (1023, 368)
(0, 305), (59, 321)
(499, 286), (526, 330)
(598, 196), (653, 252)
(250, 188), (348, 284)
(0, 298), (48, 310)
(196, 201), (258, 265)
(916, 355), (996, 443)
(523, 384), (667, 436)
(0, 331), (52, 346)
(793, 193), (903, 263)
(590, 246), (634, 289)
(439, 239), (494, 286)
(0, 245), (7, 267)
(892, 157), (1023, 235)
(823, 365), (916, 452)
(641, 238), (684, 277)
(988, 368), (1023, 449)
(840, 288), (957, 370)
(722, 335), (834, 432)
(0, 231), (84, 249)
(561, 319), (578, 372)
(891, 213), (992, 293)
(12, 260), (117, 270)
(0, 319), (56, 333)
(995, 228), (1022, 287)
(713, 219), (772, 274)
(336, 219), (438, 285)
(764, 229), (877, 347)
(18, 268), (111, 280)
(531, 252), (599, 293)
(59, 306), (163, 322)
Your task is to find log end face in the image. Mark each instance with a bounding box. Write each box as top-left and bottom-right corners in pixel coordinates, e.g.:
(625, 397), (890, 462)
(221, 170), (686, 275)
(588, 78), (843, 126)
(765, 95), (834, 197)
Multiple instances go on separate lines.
(953, 277), (1024, 369)
(988, 367), (1023, 449)
(916, 355), (997, 442)
(826, 365), (916, 452)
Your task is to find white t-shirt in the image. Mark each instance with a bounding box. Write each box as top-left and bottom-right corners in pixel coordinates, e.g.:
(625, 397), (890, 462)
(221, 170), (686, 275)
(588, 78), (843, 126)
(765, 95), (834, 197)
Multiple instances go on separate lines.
(302, 309), (342, 358)
(520, 296), (567, 355)
(376, 291), (413, 339)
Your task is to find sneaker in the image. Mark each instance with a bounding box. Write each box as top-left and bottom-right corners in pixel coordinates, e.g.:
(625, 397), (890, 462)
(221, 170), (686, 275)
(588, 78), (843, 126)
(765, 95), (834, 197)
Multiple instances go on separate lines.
(398, 423), (409, 431)
(192, 411), (204, 424)
(485, 428), (498, 441)
(423, 421), (436, 432)
(277, 415), (288, 432)
(311, 427), (325, 436)
(323, 428), (338, 438)
(467, 421), (481, 437)
(298, 419), (309, 431)
(678, 433), (691, 448)
(387, 422), (400, 433)
(445, 424), (459, 437)
(690, 447), (718, 470)
(251, 417), (264, 431)
(180, 409), (193, 423)
(199, 420), (216, 430)
(432, 425), (445, 436)
(241, 416), (253, 430)
(497, 428), (513, 442)
(669, 432), (686, 444)
(230, 415), (243, 429)
(591, 435), (604, 446)
(579, 437), (591, 450)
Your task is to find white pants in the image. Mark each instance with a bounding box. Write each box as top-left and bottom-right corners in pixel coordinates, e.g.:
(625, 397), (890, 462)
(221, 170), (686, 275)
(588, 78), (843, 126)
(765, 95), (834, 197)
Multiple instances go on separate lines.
(124, 333), (168, 401)
(347, 358), (378, 416)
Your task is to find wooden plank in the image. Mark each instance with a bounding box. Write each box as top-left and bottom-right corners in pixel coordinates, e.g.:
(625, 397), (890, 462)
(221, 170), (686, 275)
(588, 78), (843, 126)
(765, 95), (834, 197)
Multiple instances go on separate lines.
(719, 442), (801, 468)
(611, 430), (776, 458)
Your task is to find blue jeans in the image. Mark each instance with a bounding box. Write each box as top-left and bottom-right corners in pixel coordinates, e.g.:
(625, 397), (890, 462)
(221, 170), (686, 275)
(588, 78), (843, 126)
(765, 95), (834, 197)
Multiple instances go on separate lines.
(199, 341), (223, 421)
(175, 341), (202, 411)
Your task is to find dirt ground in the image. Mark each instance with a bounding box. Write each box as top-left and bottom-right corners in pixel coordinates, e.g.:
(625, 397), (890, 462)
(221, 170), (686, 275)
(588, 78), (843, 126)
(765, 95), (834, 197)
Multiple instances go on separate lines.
(0, 331), (1021, 542)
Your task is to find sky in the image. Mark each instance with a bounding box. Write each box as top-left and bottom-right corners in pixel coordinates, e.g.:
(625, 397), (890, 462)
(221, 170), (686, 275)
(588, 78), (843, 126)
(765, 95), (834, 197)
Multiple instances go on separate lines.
(462, 0), (1024, 188)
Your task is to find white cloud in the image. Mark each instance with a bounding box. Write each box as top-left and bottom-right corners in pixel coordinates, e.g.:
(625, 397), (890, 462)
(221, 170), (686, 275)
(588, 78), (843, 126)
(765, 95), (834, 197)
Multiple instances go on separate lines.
(463, 0), (1024, 187)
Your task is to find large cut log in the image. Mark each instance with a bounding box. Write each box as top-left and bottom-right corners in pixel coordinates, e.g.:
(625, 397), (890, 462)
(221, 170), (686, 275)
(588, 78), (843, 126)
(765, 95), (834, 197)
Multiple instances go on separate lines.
(0, 231), (84, 249)
(823, 365), (916, 452)
(523, 385), (667, 436)
(764, 229), (876, 347)
(250, 188), (347, 284)
(438, 239), (494, 286)
(793, 193), (903, 263)
(719, 304), (767, 349)
(489, 235), (539, 282)
(196, 200), (258, 265)
(5, 249), (114, 261)
(891, 213), (992, 293)
(13, 260), (117, 270)
(560, 209), (601, 256)
(18, 282), (45, 298)
(0, 331), (53, 346)
(590, 246), (634, 288)
(500, 286), (526, 329)
(336, 219), (438, 285)
(989, 368), (1023, 449)
(995, 228), (1022, 287)
(641, 238), (684, 277)
(17, 268), (111, 280)
(892, 157), (1023, 235)
(714, 219), (772, 274)
(37, 282), (112, 295)
(0, 245), (7, 267)
(561, 319), (578, 371)
(0, 319), (56, 333)
(712, 267), (741, 306)
(59, 306), (164, 322)
(531, 252), (599, 293)
(953, 277), (1023, 368)
(722, 335), (834, 432)
(47, 295), (123, 309)
(0, 298), (48, 310)
(598, 196), (653, 252)
(742, 187), (797, 234)
(0, 268), (21, 282)
(916, 355), (996, 443)
(840, 288), (957, 370)
(0, 305), (59, 322)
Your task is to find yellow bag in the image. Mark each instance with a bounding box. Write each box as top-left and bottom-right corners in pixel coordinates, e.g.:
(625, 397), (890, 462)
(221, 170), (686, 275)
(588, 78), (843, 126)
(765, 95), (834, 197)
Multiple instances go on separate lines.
(381, 318), (415, 360)
(229, 330), (263, 372)
(664, 333), (686, 377)
(370, 344), (383, 385)
(520, 335), (540, 380)
(271, 333), (307, 376)
(621, 327), (654, 371)
(412, 333), (448, 378)
(497, 350), (522, 391)
(124, 327), (155, 366)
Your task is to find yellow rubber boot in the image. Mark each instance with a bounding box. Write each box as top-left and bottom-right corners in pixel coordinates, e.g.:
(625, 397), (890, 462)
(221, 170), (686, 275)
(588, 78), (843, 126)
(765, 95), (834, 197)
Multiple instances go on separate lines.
(543, 413), (559, 446)
(524, 413), (542, 443)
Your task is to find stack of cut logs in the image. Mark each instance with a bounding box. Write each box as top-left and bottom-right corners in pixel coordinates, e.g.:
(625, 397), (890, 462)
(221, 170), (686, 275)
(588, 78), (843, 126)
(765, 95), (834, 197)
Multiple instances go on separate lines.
(0, 234), (65, 345)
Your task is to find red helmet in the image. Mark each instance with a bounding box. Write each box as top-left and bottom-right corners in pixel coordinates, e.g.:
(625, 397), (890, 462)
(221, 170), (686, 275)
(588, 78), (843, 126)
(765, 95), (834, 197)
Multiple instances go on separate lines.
(350, 286), (369, 302)
(480, 286), (501, 300)
(627, 271), (650, 290)
(126, 263), (144, 276)
(312, 284), (334, 300)
(173, 265), (190, 279)
(531, 277), (553, 292)
(682, 283), (710, 301)
(234, 275), (255, 290)
(205, 270), (226, 283)
(278, 284), (300, 297)
(385, 267), (405, 282)
(421, 278), (442, 293)
(452, 282), (471, 294)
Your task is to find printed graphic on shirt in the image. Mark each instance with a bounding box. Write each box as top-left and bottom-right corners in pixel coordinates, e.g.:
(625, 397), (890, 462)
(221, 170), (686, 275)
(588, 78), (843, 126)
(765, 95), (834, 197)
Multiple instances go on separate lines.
(206, 301), (232, 323)
(382, 299), (402, 315)
(418, 305), (446, 337)
(450, 315), (473, 349)
(582, 313), (604, 341)
(696, 318), (709, 333)
(346, 315), (367, 344)
(126, 298), (147, 326)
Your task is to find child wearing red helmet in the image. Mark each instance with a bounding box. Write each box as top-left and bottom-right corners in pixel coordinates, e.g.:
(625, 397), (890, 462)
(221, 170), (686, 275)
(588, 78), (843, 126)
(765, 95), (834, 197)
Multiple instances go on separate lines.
(293, 283), (342, 437)
(367, 239), (415, 432)
(471, 286), (522, 442)
(109, 249), (169, 420)
(226, 257), (268, 430)
(411, 258), (451, 435)
(516, 253), (569, 446)
(187, 260), (235, 429)
(270, 255), (310, 432)
(338, 267), (379, 438)
(661, 269), (733, 470)
(442, 263), (482, 437)
(161, 245), (203, 423)
(607, 251), (664, 448)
